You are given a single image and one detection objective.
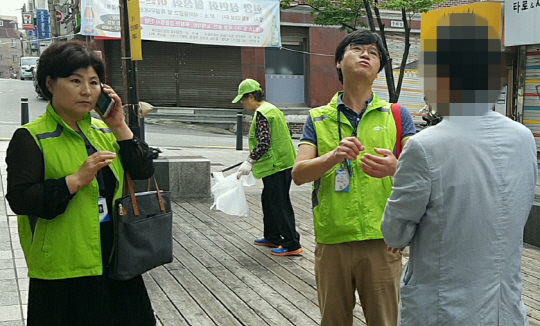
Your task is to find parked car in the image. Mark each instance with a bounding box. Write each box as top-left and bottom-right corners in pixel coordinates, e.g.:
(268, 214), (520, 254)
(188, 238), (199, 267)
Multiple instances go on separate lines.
(19, 56), (39, 80)
(30, 60), (44, 98)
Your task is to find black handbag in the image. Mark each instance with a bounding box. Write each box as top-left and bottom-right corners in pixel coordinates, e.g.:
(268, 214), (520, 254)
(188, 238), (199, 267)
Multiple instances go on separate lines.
(109, 172), (173, 280)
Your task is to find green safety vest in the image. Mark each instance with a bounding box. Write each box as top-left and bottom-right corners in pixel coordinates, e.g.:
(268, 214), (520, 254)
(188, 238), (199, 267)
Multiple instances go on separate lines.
(18, 104), (124, 279)
(311, 92), (397, 244)
(248, 102), (296, 179)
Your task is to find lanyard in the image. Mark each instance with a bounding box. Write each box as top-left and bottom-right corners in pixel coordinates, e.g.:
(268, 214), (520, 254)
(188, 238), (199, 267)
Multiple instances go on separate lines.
(337, 106), (360, 141)
(77, 131), (106, 195)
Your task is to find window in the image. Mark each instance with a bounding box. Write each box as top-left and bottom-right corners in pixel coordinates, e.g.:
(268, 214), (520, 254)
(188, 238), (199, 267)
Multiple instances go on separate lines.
(0, 21), (3, 27)
(11, 39), (16, 48)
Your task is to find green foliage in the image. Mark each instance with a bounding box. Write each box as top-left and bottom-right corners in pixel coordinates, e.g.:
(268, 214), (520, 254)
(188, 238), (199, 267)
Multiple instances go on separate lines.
(379, 0), (446, 13)
(281, 0), (446, 28)
(281, 0), (367, 31)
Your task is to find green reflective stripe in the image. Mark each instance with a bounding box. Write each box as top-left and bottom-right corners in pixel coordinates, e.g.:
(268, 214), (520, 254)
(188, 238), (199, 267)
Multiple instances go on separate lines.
(91, 125), (112, 133)
(36, 124), (63, 140)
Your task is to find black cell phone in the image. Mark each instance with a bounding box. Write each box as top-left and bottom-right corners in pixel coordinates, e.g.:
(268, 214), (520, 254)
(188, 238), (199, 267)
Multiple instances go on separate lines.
(95, 88), (115, 119)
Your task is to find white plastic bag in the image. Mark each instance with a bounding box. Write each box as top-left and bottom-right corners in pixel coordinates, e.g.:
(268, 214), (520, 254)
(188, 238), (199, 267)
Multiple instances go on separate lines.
(210, 172), (256, 217)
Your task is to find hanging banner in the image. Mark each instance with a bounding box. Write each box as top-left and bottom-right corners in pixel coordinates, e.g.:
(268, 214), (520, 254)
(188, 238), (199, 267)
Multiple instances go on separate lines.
(37, 9), (50, 40)
(505, 0), (540, 46)
(127, 0), (143, 60)
(80, 0), (281, 47)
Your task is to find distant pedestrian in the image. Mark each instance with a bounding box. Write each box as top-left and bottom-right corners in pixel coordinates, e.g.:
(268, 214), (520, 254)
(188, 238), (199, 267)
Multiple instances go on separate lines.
(5, 40), (156, 326)
(382, 13), (537, 326)
(233, 78), (302, 256)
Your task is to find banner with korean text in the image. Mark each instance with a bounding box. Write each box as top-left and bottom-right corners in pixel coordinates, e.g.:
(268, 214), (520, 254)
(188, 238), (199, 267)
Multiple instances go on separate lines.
(80, 0), (281, 47)
(505, 0), (540, 46)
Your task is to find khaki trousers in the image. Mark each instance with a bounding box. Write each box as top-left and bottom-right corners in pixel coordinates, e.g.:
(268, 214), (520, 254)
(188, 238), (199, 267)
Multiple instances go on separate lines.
(315, 239), (401, 326)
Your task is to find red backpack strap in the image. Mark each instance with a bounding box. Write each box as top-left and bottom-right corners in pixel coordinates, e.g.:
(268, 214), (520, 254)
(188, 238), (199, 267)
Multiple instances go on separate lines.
(391, 103), (403, 159)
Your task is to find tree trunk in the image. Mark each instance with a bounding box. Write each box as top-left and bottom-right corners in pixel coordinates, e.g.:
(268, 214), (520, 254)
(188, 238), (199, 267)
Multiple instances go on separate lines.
(362, 0), (376, 32)
(395, 8), (411, 103)
(372, 0), (397, 102)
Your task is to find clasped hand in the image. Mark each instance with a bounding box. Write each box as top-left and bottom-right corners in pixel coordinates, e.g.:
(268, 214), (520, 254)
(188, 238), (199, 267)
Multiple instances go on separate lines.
(332, 137), (398, 178)
(66, 151), (116, 194)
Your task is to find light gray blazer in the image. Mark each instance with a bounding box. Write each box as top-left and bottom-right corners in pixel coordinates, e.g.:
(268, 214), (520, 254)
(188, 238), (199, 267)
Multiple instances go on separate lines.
(382, 111), (537, 326)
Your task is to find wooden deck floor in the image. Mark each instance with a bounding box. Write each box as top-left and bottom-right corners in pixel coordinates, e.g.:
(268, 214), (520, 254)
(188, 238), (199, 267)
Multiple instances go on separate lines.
(145, 188), (540, 326)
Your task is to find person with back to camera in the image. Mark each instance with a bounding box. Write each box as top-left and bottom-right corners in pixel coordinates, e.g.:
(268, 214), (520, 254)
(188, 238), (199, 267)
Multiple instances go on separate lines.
(233, 78), (303, 256)
(381, 13), (537, 325)
(5, 40), (156, 326)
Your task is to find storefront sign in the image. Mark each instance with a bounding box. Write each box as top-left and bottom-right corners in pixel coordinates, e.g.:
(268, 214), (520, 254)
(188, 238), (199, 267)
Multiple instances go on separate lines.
(505, 0), (540, 46)
(37, 9), (50, 40)
(80, 0), (281, 47)
(22, 12), (33, 30)
(128, 0), (143, 60)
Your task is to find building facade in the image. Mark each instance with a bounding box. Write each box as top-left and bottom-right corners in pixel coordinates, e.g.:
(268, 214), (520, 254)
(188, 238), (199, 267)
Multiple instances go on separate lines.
(0, 16), (26, 79)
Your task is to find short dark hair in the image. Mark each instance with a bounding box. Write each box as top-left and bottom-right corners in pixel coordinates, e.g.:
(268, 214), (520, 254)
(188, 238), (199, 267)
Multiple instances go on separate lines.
(335, 30), (389, 84)
(242, 90), (265, 102)
(37, 40), (105, 101)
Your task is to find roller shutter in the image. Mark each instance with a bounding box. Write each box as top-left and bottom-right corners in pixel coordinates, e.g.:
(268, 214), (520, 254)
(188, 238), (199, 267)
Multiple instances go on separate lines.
(104, 41), (241, 108)
(176, 43), (241, 108)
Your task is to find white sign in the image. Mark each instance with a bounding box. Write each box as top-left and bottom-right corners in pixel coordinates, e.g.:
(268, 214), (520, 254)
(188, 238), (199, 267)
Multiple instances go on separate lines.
(80, 0), (281, 48)
(391, 20), (403, 28)
(504, 0), (540, 46)
(22, 12), (33, 26)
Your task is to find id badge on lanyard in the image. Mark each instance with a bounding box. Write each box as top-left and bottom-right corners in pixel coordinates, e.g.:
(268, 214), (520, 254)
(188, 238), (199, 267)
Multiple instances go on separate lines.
(335, 164), (350, 192)
(336, 107), (355, 192)
(98, 197), (110, 223)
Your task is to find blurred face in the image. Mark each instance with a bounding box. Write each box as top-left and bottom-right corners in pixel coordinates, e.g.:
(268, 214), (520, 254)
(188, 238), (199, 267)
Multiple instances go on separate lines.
(240, 94), (258, 112)
(337, 43), (380, 83)
(420, 13), (505, 116)
(46, 66), (101, 120)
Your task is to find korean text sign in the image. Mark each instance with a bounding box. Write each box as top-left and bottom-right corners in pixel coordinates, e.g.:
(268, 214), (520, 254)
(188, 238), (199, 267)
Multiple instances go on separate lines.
(505, 0), (540, 46)
(80, 0), (281, 48)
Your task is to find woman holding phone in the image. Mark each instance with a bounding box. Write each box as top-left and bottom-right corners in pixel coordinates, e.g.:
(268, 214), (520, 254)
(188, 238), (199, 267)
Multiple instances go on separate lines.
(5, 41), (156, 326)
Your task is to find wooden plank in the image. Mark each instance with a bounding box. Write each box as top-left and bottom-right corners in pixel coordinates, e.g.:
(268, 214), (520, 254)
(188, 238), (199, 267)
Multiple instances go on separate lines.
(185, 199), (367, 325)
(169, 231), (263, 326)
(148, 267), (217, 325)
(171, 212), (301, 326)
(143, 272), (189, 326)
(178, 201), (322, 324)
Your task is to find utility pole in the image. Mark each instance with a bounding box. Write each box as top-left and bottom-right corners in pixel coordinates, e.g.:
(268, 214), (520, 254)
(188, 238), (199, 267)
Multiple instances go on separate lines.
(119, 0), (143, 140)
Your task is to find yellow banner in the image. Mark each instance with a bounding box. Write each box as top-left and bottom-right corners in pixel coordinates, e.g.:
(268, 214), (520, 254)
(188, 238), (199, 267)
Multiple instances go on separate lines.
(127, 0), (142, 60)
(421, 2), (502, 43)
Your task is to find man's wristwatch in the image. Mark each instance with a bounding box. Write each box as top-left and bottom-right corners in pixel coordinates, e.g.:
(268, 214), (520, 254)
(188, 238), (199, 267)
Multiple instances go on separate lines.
(247, 157), (256, 164)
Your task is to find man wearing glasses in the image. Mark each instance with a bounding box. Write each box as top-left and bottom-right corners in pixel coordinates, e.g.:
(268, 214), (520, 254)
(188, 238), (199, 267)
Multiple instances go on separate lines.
(292, 30), (415, 326)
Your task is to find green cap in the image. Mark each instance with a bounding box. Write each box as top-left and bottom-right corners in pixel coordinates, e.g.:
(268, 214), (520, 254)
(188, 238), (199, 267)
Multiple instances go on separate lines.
(232, 79), (262, 103)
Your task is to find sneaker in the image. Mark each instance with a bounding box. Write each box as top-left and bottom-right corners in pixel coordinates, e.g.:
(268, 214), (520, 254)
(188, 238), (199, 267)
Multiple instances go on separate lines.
(254, 238), (279, 248)
(270, 246), (303, 256)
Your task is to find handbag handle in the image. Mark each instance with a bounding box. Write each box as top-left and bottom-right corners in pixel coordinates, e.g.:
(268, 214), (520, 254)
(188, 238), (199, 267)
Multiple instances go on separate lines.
(124, 172), (166, 217)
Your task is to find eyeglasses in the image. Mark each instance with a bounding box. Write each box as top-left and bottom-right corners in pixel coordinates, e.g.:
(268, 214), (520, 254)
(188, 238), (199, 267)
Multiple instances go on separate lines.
(347, 44), (380, 59)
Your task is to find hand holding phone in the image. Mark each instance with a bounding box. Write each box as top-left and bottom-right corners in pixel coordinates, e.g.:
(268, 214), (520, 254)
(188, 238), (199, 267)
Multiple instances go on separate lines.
(95, 86), (115, 119)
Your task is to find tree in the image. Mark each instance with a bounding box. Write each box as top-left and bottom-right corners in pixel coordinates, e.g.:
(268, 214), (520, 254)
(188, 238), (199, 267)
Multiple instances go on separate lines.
(281, 0), (445, 102)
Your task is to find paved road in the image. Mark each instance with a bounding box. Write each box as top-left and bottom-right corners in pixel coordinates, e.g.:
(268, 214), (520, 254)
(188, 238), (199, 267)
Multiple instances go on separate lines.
(0, 79), (250, 149)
